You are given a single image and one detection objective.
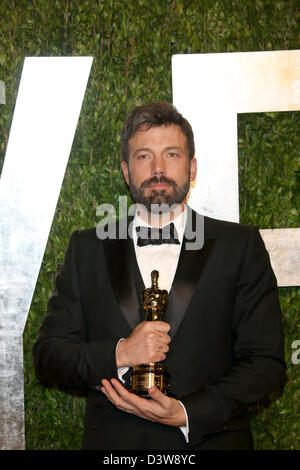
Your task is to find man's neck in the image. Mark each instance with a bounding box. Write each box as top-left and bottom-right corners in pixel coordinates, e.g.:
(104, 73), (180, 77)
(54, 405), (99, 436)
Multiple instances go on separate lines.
(136, 202), (186, 228)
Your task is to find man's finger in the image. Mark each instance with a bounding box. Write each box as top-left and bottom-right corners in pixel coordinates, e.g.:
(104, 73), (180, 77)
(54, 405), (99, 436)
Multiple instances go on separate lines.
(148, 386), (169, 405)
(101, 379), (136, 412)
(109, 378), (150, 409)
(148, 321), (171, 334)
(109, 379), (167, 419)
(110, 380), (167, 410)
(103, 379), (161, 421)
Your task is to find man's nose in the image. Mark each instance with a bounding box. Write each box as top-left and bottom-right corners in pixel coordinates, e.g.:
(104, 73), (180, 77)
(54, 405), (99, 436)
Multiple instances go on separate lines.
(151, 155), (165, 175)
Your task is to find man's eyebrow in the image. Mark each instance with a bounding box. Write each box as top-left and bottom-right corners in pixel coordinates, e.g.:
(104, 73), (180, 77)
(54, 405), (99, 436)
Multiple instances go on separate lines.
(133, 146), (183, 155)
(133, 147), (152, 155)
(164, 146), (183, 151)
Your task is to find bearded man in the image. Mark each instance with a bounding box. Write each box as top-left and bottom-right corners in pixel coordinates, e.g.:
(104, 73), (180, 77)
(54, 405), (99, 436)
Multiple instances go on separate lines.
(33, 102), (286, 450)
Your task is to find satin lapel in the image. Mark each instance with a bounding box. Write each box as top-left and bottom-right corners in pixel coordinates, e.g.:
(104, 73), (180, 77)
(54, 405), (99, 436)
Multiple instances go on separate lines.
(165, 210), (215, 338)
(103, 236), (140, 331)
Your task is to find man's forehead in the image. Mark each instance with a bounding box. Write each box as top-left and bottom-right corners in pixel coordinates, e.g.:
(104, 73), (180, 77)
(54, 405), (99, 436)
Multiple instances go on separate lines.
(132, 122), (180, 134)
(128, 123), (187, 147)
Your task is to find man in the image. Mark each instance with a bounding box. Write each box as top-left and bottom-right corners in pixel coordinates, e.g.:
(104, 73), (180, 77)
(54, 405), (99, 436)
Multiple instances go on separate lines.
(33, 102), (286, 450)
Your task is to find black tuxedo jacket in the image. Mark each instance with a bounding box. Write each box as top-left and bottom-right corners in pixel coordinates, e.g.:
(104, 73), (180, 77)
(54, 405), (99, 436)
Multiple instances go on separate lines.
(33, 209), (286, 450)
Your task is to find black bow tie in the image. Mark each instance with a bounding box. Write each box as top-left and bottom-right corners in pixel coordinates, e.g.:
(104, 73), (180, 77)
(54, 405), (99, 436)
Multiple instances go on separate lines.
(136, 222), (180, 247)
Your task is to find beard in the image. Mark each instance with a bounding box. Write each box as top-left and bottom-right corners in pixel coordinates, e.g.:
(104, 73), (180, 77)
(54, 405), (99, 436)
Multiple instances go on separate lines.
(128, 171), (190, 214)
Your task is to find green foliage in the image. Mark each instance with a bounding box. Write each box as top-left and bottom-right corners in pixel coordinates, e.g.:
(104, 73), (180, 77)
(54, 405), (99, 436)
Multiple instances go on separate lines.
(238, 112), (300, 229)
(0, 0), (299, 450)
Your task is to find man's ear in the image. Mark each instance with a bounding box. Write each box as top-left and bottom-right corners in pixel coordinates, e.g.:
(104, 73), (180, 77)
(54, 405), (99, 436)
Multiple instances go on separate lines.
(190, 157), (197, 183)
(121, 160), (129, 185)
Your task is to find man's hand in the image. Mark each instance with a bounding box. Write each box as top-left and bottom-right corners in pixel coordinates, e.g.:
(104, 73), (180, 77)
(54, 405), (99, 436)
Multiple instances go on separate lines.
(116, 321), (171, 368)
(101, 378), (186, 427)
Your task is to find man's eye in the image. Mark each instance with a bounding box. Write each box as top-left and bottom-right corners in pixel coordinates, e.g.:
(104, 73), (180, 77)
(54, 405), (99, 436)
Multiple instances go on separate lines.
(137, 154), (149, 159)
(168, 152), (179, 157)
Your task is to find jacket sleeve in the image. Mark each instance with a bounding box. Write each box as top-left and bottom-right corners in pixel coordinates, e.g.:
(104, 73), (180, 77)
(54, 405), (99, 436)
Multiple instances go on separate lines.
(33, 231), (119, 393)
(180, 226), (287, 447)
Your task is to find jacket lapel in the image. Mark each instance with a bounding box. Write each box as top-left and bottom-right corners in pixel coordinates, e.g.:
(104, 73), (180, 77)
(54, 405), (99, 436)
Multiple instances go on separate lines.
(165, 209), (215, 338)
(103, 232), (141, 331)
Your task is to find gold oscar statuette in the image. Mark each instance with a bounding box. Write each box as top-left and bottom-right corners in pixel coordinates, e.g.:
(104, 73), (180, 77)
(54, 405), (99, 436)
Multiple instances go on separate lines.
(130, 270), (170, 398)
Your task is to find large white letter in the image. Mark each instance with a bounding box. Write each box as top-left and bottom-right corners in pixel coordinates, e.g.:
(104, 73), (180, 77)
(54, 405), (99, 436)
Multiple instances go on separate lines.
(172, 50), (300, 286)
(0, 57), (93, 449)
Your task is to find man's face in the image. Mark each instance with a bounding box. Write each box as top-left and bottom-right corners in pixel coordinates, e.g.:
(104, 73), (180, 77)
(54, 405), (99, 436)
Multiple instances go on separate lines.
(121, 124), (197, 213)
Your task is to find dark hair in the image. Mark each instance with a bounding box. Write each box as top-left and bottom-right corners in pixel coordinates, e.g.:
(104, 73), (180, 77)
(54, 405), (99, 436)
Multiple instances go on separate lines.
(120, 102), (195, 163)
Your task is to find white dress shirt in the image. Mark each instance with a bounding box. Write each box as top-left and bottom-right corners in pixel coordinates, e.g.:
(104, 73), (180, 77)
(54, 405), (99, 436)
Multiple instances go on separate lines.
(116, 207), (190, 442)
(132, 208), (186, 292)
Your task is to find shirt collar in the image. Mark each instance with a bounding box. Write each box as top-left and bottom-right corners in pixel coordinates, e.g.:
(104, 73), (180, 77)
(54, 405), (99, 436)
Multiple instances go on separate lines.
(133, 205), (187, 244)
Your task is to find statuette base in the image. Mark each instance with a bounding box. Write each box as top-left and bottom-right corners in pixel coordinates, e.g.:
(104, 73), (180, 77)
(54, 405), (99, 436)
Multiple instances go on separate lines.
(130, 363), (170, 398)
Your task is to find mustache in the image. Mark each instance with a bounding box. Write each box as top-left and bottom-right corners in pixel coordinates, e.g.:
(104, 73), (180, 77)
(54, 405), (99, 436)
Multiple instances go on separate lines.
(140, 175), (177, 190)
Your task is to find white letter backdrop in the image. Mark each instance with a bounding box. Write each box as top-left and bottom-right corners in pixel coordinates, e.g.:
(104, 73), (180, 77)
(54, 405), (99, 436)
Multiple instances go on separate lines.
(0, 57), (93, 450)
(172, 50), (300, 287)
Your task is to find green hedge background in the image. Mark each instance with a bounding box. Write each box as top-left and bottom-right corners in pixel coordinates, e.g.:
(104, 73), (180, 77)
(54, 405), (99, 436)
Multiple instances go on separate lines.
(0, 0), (299, 450)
